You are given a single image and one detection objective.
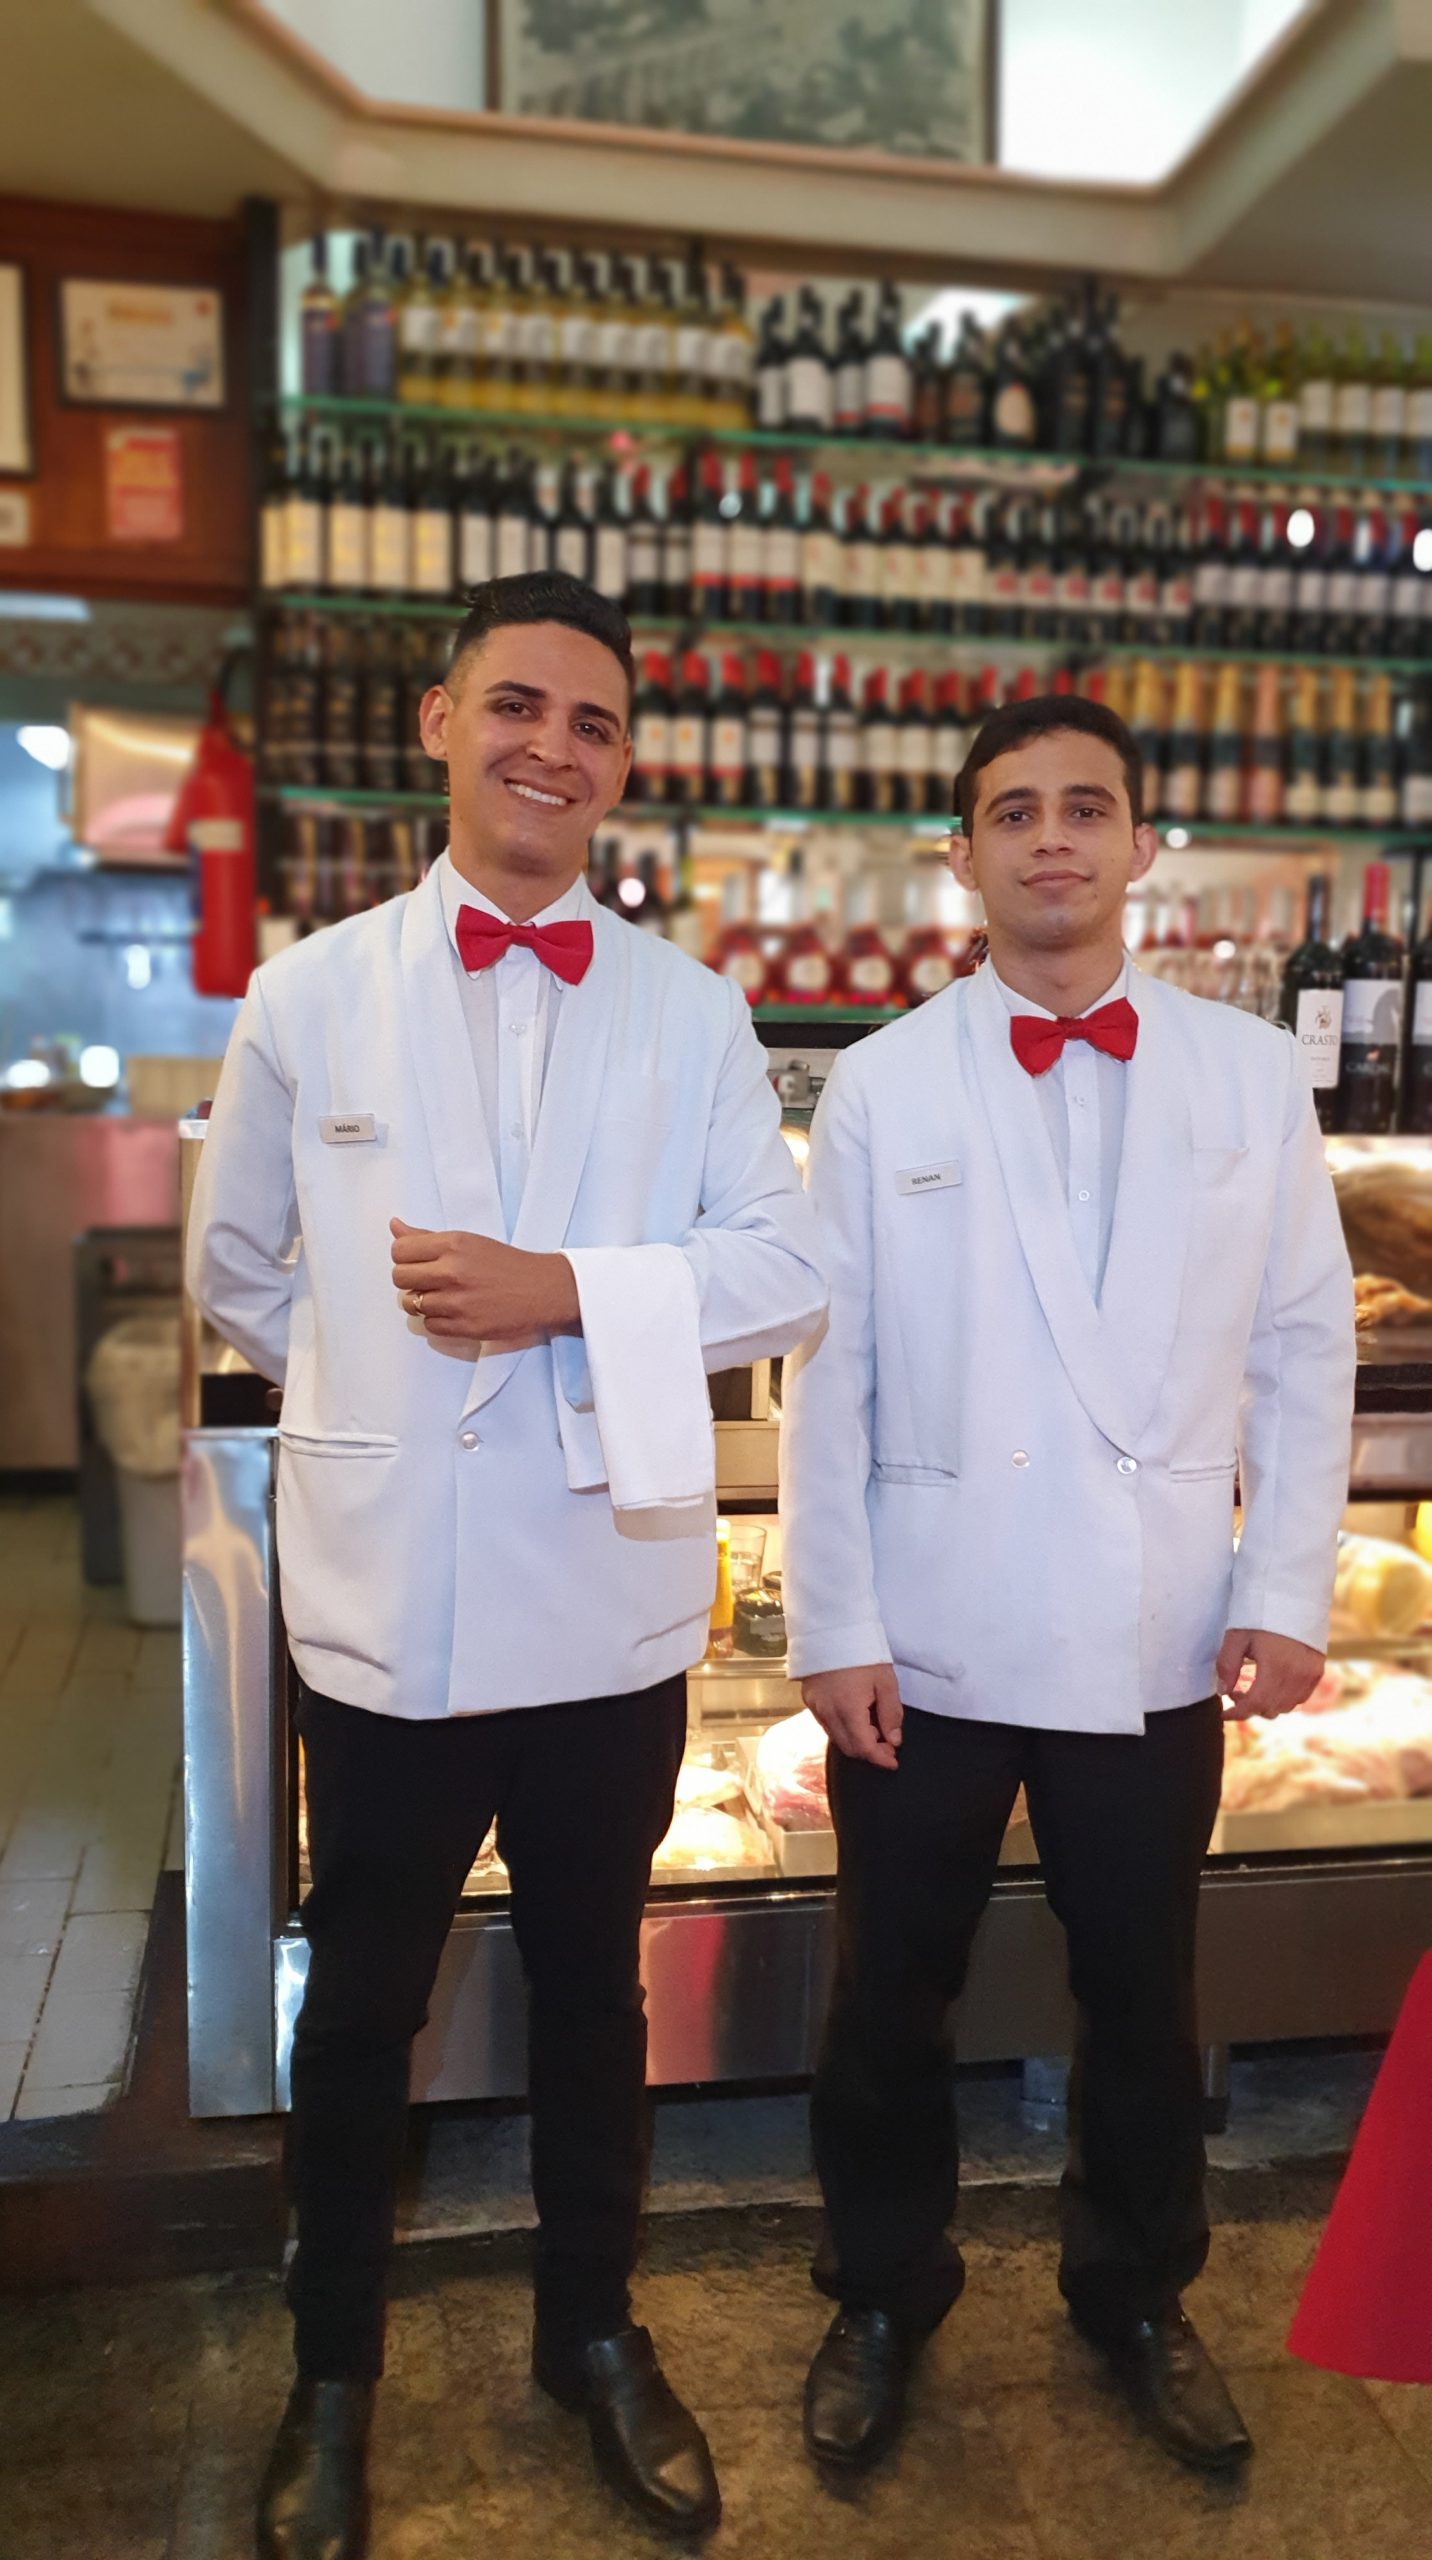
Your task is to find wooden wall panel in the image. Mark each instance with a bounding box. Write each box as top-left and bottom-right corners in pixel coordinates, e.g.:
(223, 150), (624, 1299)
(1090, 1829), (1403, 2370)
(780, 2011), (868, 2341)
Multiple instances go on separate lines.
(0, 195), (250, 607)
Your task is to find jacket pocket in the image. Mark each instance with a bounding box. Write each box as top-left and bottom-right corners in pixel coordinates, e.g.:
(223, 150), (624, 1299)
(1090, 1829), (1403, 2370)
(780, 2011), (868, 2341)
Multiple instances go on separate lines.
(277, 1429), (398, 1456)
(871, 1461), (958, 1486)
(1169, 1457), (1237, 1482)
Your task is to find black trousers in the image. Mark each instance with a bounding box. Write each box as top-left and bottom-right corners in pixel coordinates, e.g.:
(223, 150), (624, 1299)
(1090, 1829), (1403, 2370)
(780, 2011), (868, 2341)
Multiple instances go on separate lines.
(811, 1698), (1225, 2342)
(287, 1673), (687, 2382)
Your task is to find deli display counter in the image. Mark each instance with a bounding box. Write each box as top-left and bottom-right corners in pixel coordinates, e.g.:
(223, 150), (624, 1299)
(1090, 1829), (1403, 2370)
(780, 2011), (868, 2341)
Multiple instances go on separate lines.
(180, 1075), (1432, 2118)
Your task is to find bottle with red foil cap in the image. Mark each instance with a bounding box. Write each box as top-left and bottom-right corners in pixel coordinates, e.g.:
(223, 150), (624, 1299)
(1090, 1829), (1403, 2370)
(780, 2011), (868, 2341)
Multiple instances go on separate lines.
(1011, 665), (1040, 704)
(932, 669), (969, 795)
(669, 650), (709, 806)
(769, 847), (837, 1005)
(1049, 665), (1076, 697)
(691, 449), (727, 622)
(858, 667), (898, 815)
(822, 654), (859, 810)
(629, 649), (673, 804)
(842, 871), (903, 1008)
(897, 669), (935, 817)
(709, 866), (769, 1005)
(800, 471), (840, 627)
(788, 651), (822, 809)
(972, 665), (1003, 726)
(725, 453), (762, 621)
(762, 457), (800, 627)
(708, 653), (749, 805)
(747, 650), (786, 808)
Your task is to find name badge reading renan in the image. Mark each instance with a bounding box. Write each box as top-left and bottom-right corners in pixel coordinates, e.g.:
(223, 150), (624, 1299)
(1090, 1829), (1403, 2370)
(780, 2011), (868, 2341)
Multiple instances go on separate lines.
(319, 1113), (377, 1145)
(895, 1160), (961, 1197)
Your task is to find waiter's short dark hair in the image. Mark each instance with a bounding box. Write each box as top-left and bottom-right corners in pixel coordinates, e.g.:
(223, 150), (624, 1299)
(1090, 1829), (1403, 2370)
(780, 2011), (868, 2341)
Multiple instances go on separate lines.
(956, 694), (1145, 833)
(446, 572), (635, 720)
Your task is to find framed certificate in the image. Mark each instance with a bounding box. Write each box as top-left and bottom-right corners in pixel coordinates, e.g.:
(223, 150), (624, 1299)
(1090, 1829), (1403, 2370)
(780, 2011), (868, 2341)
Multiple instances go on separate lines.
(0, 263), (32, 473)
(58, 278), (226, 411)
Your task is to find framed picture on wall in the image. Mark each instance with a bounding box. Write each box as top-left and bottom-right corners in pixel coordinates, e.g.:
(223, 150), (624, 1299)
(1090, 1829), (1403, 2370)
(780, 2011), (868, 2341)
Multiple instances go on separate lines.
(497, 0), (992, 162)
(0, 263), (32, 473)
(57, 279), (226, 411)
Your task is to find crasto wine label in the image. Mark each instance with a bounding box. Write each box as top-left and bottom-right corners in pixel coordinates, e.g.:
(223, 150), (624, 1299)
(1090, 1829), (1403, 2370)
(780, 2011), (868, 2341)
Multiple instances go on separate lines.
(1295, 987), (1344, 1087)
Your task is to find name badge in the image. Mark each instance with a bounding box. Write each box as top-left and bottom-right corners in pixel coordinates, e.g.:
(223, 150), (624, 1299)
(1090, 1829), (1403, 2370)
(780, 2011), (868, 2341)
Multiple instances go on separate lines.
(895, 1160), (961, 1197)
(319, 1112), (377, 1145)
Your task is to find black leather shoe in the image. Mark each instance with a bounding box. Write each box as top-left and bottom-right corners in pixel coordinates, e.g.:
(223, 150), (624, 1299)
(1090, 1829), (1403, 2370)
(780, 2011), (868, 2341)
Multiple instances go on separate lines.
(256, 2378), (373, 2559)
(534, 2324), (720, 2538)
(803, 2309), (914, 2471)
(1091, 2308), (1252, 2474)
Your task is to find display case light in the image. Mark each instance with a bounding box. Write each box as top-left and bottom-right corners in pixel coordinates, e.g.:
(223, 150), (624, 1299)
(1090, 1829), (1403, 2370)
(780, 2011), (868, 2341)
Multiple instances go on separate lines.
(79, 1045), (120, 1089)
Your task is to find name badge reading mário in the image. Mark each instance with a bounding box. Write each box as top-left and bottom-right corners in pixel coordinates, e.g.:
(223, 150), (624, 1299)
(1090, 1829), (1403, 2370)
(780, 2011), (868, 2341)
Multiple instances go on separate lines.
(319, 1113), (377, 1146)
(895, 1160), (961, 1198)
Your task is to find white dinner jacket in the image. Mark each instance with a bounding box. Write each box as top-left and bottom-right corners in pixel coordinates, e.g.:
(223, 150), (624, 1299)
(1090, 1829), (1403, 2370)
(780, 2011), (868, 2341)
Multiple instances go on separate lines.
(188, 866), (826, 1719)
(780, 960), (1357, 1735)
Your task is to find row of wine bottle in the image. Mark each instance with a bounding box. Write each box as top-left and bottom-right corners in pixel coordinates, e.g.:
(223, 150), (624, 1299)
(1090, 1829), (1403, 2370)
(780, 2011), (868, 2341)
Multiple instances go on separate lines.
(295, 230), (1432, 481)
(262, 433), (1432, 662)
(1276, 866), (1432, 1133)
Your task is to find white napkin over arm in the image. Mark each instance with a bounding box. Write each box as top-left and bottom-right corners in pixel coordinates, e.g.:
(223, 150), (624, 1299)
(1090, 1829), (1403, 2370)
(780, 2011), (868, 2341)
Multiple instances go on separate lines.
(560, 1243), (712, 1513)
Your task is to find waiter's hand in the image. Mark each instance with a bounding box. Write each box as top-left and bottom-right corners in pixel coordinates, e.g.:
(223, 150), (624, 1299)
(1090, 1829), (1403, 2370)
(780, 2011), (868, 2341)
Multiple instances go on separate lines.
(802, 1665), (903, 1770)
(390, 1219), (580, 1343)
(1217, 1627), (1325, 1720)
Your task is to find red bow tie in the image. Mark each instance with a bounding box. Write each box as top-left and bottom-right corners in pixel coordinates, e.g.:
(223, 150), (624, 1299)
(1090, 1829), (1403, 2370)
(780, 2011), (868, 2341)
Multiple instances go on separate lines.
(455, 905), (594, 986)
(1010, 996), (1139, 1078)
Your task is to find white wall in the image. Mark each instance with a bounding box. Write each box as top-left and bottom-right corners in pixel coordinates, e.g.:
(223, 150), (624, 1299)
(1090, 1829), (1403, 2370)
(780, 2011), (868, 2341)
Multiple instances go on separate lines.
(998, 0), (1310, 183)
(263, 0), (484, 113)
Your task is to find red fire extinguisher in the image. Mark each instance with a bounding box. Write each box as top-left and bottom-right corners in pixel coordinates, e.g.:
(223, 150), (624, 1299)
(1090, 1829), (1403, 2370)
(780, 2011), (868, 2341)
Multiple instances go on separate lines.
(166, 659), (256, 998)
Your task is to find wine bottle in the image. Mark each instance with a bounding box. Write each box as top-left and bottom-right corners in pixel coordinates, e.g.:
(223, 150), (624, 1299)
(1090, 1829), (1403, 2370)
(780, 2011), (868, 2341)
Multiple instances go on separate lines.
(493, 449), (533, 583)
(1361, 672), (1399, 827)
(755, 298), (789, 433)
(747, 650), (786, 807)
(1334, 327), (1373, 480)
(799, 471), (840, 628)
(709, 868), (769, 1003)
(1338, 862), (1405, 1132)
(1203, 664), (1247, 825)
(709, 655), (749, 806)
(300, 233), (340, 396)
(661, 464), (693, 621)
(841, 873), (902, 1007)
(833, 293), (867, 436)
(691, 451), (727, 623)
(629, 650), (673, 804)
(1290, 500), (1330, 654)
(550, 458), (591, 586)
(858, 667), (899, 815)
(897, 669), (935, 818)
(761, 458), (800, 628)
(843, 484), (883, 631)
(822, 654), (859, 811)
(1399, 886), (1432, 1132)
(411, 436), (455, 598)
(590, 462), (627, 603)
(1284, 667), (1325, 826)
(1323, 665), (1361, 825)
(771, 848), (837, 1002)
(724, 455), (763, 623)
(787, 651), (822, 809)
(1162, 663), (1206, 823)
(785, 287), (834, 435)
(626, 464), (662, 619)
(340, 234), (372, 397)
(900, 860), (960, 1005)
(260, 424), (292, 594)
(864, 283), (912, 438)
(1246, 663), (1286, 825)
(990, 324), (1037, 451)
(457, 445), (495, 592)
(1254, 500), (1294, 655)
(284, 425), (325, 592)
(1297, 326), (1336, 472)
(945, 315), (988, 447)
(1192, 495), (1229, 651)
(399, 240), (445, 405)
(670, 651), (710, 807)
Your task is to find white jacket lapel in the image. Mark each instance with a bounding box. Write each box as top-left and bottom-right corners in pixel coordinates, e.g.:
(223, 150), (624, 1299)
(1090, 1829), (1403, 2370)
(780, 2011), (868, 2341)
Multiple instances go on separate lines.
(1095, 970), (1194, 1445)
(962, 962), (1140, 1453)
(398, 863), (505, 1242)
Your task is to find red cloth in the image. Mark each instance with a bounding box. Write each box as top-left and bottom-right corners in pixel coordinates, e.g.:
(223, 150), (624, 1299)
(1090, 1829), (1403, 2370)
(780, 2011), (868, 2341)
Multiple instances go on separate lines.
(1287, 1948), (1432, 2382)
(455, 906), (594, 986)
(1009, 996), (1140, 1078)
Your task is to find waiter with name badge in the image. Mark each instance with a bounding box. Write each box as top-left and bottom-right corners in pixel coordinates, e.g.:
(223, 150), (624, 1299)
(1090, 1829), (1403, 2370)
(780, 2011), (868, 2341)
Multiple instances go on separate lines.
(781, 693), (1355, 2487)
(188, 572), (826, 2557)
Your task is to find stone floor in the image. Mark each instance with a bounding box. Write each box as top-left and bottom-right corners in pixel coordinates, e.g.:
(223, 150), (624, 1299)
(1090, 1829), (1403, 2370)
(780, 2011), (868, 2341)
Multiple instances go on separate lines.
(0, 1491), (183, 2121)
(4, 2171), (1430, 2560)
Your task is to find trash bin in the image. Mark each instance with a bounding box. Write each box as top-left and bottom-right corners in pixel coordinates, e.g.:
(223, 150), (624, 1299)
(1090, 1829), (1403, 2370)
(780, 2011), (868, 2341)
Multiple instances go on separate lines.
(85, 1313), (182, 1626)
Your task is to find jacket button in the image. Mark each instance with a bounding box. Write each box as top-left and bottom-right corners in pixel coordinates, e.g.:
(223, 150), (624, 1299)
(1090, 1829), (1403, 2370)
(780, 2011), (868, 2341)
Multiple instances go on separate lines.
(1117, 1455), (1138, 1474)
(460, 1431), (479, 1451)
(1012, 1451), (1029, 1467)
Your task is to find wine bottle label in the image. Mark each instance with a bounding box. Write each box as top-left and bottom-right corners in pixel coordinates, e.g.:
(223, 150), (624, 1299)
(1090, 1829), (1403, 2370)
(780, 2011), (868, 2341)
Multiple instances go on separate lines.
(990, 381), (1034, 444)
(399, 304), (440, 355)
(1294, 987), (1345, 1085)
(880, 545), (912, 604)
(629, 527), (660, 584)
(757, 371), (787, 430)
(899, 727), (931, 777)
(1094, 570), (1125, 615)
(1125, 570), (1158, 617)
(764, 528), (800, 590)
(370, 506), (409, 590)
(835, 362), (866, 427)
(1257, 565), (1293, 612)
(848, 955), (895, 994)
(1194, 561), (1228, 607)
(1208, 767), (1243, 820)
(1223, 397), (1260, 459)
(1161, 574), (1193, 616)
(497, 517), (530, 580)
(593, 526), (626, 596)
(559, 315), (598, 369)
(663, 529), (691, 592)
(635, 323), (670, 377)
(848, 541), (882, 602)
(920, 545), (952, 607)
(786, 357), (833, 426)
(460, 512), (494, 587)
(634, 713), (670, 770)
(727, 525), (762, 585)
(693, 523), (725, 584)
(866, 727), (898, 774)
(789, 714), (820, 774)
(787, 952), (833, 994)
(521, 313), (556, 367)
(1356, 572), (1391, 623)
(1392, 574), (1423, 627)
(261, 504), (289, 591)
(717, 331), (756, 387)
(1056, 566), (1090, 612)
(824, 724), (857, 772)
(1164, 763), (1202, 819)
(1334, 383), (1372, 435)
(1414, 983), (1432, 1046)
(1372, 386), (1407, 440)
(672, 715), (705, 775)
(284, 496), (323, 588)
(711, 716), (746, 776)
(1262, 400), (1299, 462)
(1293, 567), (1327, 616)
(674, 325), (707, 379)
(1328, 569), (1360, 615)
(866, 353), (912, 425)
(908, 952), (955, 996)
(1300, 379), (1334, 433)
(1228, 563), (1260, 611)
(1403, 773), (1432, 825)
(554, 525), (588, 579)
(413, 512), (452, 594)
(483, 309), (522, 363)
(1408, 387), (1432, 443)
(748, 709), (782, 760)
(442, 308), (483, 360)
(1342, 979), (1404, 1044)
(801, 530), (840, 598)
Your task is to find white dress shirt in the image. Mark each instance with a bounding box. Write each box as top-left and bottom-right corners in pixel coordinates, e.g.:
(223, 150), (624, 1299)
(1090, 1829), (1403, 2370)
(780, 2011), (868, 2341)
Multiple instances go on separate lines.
(989, 957), (1131, 1301)
(437, 851), (586, 1233)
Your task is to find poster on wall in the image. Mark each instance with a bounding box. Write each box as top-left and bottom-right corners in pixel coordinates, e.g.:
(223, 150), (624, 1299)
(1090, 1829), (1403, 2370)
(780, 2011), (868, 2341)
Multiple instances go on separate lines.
(0, 263), (32, 473)
(104, 426), (185, 543)
(59, 279), (225, 411)
(498, 0), (991, 161)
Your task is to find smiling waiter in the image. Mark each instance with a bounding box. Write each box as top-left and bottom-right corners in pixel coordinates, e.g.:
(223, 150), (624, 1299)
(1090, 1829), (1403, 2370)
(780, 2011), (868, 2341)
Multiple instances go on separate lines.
(188, 572), (825, 2556)
(781, 693), (1355, 2485)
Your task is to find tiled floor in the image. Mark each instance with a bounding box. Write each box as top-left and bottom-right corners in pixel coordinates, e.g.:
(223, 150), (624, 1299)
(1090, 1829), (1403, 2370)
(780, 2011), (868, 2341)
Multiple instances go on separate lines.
(0, 1490), (181, 2121)
(3, 2173), (1428, 2560)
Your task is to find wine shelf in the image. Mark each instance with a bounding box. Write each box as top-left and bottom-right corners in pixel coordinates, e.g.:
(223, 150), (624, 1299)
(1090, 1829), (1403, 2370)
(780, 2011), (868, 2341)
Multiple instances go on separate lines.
(266, 784), (1432, 853)
(264, 593), (1432, 679)
(274, 395), (1432, 500)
